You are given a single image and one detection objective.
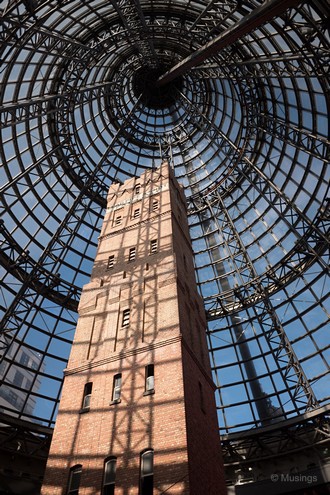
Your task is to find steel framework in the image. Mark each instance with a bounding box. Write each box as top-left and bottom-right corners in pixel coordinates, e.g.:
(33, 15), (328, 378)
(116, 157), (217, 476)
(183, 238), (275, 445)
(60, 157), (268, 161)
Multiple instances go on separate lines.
(0, 0), (329, 481)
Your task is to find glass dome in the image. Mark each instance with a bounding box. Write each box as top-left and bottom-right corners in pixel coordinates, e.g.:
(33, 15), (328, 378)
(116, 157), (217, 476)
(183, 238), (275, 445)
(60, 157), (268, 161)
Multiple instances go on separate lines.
(0, 0), (329, 445)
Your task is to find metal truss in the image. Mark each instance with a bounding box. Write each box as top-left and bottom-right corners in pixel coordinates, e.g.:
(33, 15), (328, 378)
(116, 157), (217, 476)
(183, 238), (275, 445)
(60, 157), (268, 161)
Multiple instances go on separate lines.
(189, 0), (238, 41)
(178, 86), (259, 199)
(192, 52), (330, 79)
(180, 90), (329, 315)
(255, 114), (329, 162)
(157, 0), (302, 86)
(201, 187), (329, 318)
(50, 75), (144, 204)
(112, 0), (158, 69)
(0, 82), (115, 129)
(0, 14), (94, 62)
(159, 1), (329, 85)
(0, 411), (52, 459)
(203, 190), (318, 421)
(0, 9), (134, 75)
(0, 0), (329, 452)
(0, 121), (117, 358)
(0, 221), (80, 313)
(221, 406), (330, 466)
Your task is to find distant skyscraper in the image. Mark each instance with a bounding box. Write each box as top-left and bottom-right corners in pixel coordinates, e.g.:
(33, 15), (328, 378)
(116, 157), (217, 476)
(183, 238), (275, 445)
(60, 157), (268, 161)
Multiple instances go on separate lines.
(0, 338), (43, 420)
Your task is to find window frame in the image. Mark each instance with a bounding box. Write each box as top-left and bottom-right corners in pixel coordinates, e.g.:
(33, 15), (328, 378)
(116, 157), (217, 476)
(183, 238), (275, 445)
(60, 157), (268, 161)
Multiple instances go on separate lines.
(152, 198), (159, 211)
(102, 456), (117, 495)
(150, 240), (157, 255)
(114, 214), (122, 226)
(111, 373), (122, 404)
(134, 184), (141, 195)
(139, 449), (154, 495)
(133, 207), (140, 219)
(122, 309), (130, 327)
(144, 364), (155, 395)
(80, 382), (92, 413)
(107, 255), (115, 270)
(67, 464), (82, 495)
(128, 247), (136, 262)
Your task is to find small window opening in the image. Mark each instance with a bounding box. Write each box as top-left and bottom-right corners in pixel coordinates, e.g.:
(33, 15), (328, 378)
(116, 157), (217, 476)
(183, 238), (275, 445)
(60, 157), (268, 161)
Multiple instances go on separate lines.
(107, 255), (115, 270)
(115, 215), (122, 226)
(140, 450), (154, 495)
(152, 199), (159, 211)
(122, 309), (130, 327)
(150, 240), (157, 255)
(112, 373), (122, 403)
(133, 208), (140, 218)
(67, 465), (82, 495)
(144, 365), (154, 395)
(102, 457), (116, 495)
(81, 382), (92, 411)
(129, 247), (136, 262)
(135, 184), (141, 195)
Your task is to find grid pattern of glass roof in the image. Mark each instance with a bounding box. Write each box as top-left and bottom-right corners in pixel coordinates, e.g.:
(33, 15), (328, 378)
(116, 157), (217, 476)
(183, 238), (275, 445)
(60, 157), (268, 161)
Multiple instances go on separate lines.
(0, 0), (329, 440)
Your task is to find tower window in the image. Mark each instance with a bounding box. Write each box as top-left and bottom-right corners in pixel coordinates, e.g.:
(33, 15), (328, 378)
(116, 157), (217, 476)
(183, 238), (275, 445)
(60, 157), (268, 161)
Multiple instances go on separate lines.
(129, 247), (136, 262)
(67, 465), (82, 495)
(152, 199), (159, 211)
(140, 449), (154, 495)
(133, 208), (140, 218)
(135, 184), (141, 195)
(102, 457), (117, 495)
(107, 255), (115, 270)
(111, 373), (122, 403)
(150, 240), (157, 254)
(144, 365), (154, 395)
(114, 215), (122, 226)
(81, 382), (92, 411)
(122, 309), (130, 327)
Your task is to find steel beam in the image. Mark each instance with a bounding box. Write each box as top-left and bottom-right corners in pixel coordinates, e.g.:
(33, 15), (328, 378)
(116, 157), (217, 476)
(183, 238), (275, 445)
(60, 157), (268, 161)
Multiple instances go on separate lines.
(112, 0), (159, 68)
(0, 223), (80, 312)
(0, 82), (114, 128)
(0, 100), (141, 365)
(157, 0), (301, 86)
(221, 405), (330, 463)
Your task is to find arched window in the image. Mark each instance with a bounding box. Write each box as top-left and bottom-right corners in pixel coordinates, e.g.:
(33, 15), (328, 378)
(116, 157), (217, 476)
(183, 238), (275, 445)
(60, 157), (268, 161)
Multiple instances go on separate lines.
(67, 464), (82, 495)
(102, 457), (117, 495)
(140, 449), (153, 495)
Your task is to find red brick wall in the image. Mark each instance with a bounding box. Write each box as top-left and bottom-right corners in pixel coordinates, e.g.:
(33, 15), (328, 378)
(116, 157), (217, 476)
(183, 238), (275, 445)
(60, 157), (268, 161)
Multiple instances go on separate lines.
(42, 162), (226, 495)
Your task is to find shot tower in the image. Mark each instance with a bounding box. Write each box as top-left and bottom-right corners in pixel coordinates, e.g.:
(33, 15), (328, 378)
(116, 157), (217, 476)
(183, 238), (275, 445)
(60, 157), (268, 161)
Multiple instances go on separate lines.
(42, 162), (226, 494)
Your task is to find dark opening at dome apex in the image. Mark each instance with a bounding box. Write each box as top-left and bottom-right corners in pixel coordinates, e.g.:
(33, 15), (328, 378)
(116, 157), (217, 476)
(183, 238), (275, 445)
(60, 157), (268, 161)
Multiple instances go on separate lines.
(132, 66), (183, 109)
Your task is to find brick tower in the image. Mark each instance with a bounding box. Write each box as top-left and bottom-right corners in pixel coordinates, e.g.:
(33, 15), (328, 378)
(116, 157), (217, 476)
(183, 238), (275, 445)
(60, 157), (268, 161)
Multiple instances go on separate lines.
(42, 162), (226, 495)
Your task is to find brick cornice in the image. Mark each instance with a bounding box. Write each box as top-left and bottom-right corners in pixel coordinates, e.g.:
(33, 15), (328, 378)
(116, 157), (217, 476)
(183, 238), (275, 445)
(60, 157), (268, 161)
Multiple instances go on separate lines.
(64, 335), (182, 375)
(98, 209), (171, 240)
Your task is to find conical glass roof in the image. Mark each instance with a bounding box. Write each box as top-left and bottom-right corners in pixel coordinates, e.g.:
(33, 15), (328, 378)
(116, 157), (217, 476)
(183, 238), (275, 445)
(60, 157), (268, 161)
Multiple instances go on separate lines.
(0, 0), (329, 439)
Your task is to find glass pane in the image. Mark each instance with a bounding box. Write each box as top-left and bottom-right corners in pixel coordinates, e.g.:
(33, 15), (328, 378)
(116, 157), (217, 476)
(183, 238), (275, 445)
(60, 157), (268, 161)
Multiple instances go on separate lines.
(104, 459), (116, 484)
(142, 451), (153, 476)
